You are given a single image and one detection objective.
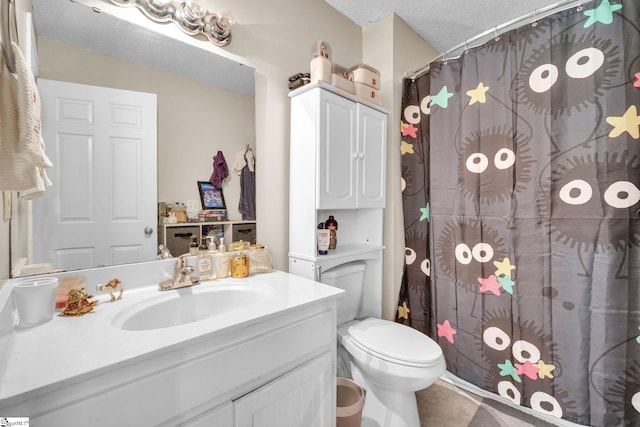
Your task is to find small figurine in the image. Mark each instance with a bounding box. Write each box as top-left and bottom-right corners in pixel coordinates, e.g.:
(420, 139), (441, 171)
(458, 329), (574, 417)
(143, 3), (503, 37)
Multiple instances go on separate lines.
(164, 212), (178, 224)
(96, 278), (124, 301)
(61, 288), (98, 316)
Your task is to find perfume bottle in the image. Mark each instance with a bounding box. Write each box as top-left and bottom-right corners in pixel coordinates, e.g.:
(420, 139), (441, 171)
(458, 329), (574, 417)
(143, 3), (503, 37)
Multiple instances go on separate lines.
(197, 242), (213, 280)
(189, 235), (199, 255)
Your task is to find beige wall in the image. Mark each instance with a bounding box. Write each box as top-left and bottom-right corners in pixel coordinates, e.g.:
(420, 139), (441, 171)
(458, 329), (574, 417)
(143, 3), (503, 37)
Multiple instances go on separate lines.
(363, 15), (438, 319)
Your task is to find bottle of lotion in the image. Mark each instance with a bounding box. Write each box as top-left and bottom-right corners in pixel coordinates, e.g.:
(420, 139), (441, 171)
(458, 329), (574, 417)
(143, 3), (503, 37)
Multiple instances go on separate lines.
(317, 222), (330, 255)
(215, 238), (229, 278)
(198, 242), (213, 280)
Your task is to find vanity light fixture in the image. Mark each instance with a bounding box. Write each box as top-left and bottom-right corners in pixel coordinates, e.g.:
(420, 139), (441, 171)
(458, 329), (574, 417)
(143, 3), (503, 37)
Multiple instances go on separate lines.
(109, 0), (234, 46)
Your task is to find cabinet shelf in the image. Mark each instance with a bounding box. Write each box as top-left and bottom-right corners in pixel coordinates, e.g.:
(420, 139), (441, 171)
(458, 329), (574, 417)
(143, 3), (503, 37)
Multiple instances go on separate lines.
(159, 220), (256, 256)
(288, 242), (383, 263)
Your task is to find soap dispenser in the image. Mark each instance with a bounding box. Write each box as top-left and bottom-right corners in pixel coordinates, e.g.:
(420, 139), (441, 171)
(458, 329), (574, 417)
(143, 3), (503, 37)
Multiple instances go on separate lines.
(215, 238), (230, 278)
(207, 237), (217, 254)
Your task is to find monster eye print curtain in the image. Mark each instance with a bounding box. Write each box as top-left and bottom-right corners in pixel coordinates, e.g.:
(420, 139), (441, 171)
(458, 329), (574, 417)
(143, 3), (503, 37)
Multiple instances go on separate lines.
(396, 1), (640, 425)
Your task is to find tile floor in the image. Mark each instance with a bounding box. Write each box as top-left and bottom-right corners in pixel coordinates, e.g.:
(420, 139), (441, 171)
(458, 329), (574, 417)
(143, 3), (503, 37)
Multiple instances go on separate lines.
(416, 380), (558, 427)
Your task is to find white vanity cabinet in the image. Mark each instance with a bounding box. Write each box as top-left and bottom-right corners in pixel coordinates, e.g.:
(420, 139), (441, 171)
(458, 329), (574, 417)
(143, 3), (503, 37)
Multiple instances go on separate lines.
(0, 272), (340, 427)
(288, 83), (387, 320)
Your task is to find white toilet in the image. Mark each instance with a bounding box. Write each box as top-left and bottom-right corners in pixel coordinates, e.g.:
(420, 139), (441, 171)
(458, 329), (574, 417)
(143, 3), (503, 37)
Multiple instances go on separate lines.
(323, 261), (446, 427)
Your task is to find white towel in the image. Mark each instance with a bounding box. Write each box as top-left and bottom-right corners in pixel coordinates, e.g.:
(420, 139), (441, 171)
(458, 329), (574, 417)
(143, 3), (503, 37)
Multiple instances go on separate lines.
(0, 41), (52, 197)
(232, 148), (255, 175)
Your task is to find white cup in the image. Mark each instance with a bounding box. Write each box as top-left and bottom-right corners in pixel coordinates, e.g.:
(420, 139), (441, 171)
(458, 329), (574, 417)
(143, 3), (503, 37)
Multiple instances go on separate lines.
(12, 277), (59, 328)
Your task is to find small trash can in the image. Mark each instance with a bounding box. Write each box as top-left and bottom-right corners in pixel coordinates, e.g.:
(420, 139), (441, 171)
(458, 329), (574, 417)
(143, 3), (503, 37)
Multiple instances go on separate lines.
(336, 377), (366, 427)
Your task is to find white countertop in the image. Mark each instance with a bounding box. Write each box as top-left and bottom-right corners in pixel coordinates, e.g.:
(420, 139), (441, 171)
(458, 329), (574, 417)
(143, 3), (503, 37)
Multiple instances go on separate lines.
(0, 270), (343, 406)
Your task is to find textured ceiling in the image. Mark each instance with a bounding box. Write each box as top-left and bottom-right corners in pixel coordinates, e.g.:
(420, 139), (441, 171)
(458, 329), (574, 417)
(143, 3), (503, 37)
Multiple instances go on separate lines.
(324, 0), (578, 54)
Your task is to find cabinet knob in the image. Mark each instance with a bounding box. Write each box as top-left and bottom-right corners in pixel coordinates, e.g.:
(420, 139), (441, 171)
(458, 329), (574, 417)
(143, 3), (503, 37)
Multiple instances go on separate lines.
(144, 226), (153, 236)
(359, 153), (364, 159)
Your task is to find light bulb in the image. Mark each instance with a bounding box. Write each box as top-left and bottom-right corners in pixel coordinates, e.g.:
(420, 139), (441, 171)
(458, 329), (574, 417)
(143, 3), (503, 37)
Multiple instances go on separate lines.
(148, 0), (171, 7)
(184, 0), (206, 19)
(216, 8), (234, 29)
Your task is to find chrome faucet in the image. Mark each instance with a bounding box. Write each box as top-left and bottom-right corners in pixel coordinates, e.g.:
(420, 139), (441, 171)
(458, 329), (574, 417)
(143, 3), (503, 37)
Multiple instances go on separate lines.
(159, 254), (200, 291)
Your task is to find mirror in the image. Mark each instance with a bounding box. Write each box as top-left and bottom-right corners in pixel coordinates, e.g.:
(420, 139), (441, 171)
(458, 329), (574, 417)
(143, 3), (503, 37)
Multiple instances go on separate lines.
(10, 0), (255, 277)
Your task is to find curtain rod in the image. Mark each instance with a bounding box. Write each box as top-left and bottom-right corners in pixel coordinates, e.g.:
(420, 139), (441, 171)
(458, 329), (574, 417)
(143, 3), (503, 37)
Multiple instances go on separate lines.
(405, 0), (585, 80)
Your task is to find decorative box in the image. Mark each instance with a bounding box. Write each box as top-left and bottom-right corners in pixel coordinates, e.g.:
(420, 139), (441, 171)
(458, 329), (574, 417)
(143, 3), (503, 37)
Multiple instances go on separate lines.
(331, 73), (354, 93)
(354, 83), (382, 106)
(346, 64), (380, 90)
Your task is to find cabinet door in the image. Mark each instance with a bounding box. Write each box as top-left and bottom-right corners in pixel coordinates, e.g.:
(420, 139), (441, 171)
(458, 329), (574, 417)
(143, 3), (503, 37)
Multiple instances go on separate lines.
(234, 352), (334, 427)
(357, 104), (387, 208)
(317, 91), (357, 209)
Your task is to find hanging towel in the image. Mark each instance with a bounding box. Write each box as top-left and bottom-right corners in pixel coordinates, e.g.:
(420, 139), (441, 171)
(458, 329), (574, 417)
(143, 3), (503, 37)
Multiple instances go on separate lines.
(209, 150), (228, 188)
(235, 148), (255, 220)
(0, 42), (52, 196)
(233, 147), (255, 174)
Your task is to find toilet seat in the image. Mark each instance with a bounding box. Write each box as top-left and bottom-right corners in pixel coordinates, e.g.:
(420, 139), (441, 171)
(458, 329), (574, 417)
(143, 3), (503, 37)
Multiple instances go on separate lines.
(347, 318), (442, 368)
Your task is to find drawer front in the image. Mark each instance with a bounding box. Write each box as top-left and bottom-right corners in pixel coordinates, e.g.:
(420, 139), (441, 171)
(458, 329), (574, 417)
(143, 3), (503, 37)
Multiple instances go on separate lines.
(166, 225), (200, 256)
(232, 223), (256, 244)
(354, 83), (382, 105)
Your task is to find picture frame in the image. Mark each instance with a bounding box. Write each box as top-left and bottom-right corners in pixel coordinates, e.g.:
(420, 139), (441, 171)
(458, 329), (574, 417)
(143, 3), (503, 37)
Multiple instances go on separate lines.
(197, 181), (227, 211)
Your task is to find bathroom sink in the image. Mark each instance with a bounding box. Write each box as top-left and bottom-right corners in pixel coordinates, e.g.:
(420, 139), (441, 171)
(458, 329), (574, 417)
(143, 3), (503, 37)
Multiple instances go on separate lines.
(113, 283), (276, 331)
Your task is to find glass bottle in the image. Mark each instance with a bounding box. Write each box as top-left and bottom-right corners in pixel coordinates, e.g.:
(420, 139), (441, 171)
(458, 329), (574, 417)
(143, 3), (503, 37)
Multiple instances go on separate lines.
(325, 215), (338, 249)
(189, 235), (199, 255)
(198, 242), (213, 280)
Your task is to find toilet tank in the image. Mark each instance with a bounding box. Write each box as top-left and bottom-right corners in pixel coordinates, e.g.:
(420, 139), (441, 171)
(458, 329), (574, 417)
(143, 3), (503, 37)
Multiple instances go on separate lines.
(322, 261), (366, 325)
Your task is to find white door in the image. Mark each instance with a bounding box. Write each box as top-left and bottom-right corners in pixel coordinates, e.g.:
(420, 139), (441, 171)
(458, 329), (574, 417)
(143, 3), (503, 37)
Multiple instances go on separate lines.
(34, 79), (157, 270)
(317, 90), (357, 209)
(357, 104), (387, 208)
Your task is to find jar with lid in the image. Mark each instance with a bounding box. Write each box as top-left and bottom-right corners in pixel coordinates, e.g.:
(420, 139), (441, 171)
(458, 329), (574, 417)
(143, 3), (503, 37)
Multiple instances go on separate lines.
(310, 40), (331, 84)
(231, 250), (250, 278)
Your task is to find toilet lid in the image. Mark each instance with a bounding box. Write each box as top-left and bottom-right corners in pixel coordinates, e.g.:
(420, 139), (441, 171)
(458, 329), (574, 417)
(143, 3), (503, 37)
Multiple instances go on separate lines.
(348, 318), (443, 366)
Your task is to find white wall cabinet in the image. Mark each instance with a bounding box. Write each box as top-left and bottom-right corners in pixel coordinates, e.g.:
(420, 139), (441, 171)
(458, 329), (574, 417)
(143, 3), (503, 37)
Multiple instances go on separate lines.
(314, 86), (387, 209)
(289, 83), (387, 319)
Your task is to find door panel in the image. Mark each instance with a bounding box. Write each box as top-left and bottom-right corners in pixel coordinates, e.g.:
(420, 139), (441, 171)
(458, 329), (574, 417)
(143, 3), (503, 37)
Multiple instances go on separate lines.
(317, 91), (357, 209)
(357, 105), (387, 208)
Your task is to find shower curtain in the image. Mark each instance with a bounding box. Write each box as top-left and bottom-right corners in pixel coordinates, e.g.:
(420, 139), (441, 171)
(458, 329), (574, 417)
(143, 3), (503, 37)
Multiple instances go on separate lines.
(396, 1), (640, 425)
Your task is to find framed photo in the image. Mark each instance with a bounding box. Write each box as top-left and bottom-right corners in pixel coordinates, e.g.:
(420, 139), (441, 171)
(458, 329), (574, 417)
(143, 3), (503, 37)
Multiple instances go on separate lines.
(197, 181), (227, 211)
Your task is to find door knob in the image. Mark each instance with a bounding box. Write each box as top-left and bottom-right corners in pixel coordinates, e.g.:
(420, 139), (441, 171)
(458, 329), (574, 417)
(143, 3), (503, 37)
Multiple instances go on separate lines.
(144, 226), (153, 236)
